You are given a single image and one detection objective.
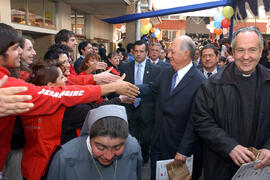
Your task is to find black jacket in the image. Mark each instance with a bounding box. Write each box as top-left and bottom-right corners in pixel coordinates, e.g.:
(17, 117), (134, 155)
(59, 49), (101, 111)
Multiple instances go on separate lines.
(192, 62), (270, 180)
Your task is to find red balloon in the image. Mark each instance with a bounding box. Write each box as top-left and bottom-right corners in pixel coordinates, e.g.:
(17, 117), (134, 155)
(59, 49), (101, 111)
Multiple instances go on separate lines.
(221, 18), (231, 28)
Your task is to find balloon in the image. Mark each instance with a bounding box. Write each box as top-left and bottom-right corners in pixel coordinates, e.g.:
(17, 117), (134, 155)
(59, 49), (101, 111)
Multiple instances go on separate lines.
(147, 23), (152, 30)
(221, 18), (231, 28)
(140, 25), (149, 35)
(210, 28), (215, 33)
(206, 24), (211, 29)
(222, 6), (234, 19)
(214, 21), (221, 28)
(150, 28), (156, 33)
(151, 33), (156, 38)
(214, 28), (223, 36)
(140, 18), (149, 25)
(115, 24), (122, 29)
(155, 28), (160, 35)
(214, 12), (224, 22)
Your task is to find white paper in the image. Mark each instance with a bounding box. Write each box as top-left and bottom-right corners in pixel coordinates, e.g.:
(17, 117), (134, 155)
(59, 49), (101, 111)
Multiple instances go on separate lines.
(156, 155), (193, 180)
(231, 161), (270, 180)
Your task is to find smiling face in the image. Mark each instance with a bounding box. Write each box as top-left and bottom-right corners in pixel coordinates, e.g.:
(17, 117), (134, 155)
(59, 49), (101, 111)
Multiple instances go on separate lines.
(0, 43), (23, 68)
(108, 54), (120, 67)
(64, 36), (77, 52)
(167, 38), (190, 71)
(90, 136), (125, 166)
(233, 31), (262, 75)
(58, 53), (70, 76)
(22, 39), (36, 64)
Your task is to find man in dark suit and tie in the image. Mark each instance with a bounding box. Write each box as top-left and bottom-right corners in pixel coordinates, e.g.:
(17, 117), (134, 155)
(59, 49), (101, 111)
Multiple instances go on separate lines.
(200, 43), (222, 78)
(149, 43), (170, 67)
(120, 40), (161, 164)
(150, 36), (205, 180)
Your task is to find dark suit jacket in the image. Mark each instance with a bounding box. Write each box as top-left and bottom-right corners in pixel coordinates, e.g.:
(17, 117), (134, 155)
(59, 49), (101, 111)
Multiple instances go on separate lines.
(156, 60), (170, 67)
(74, 56), (84, 74)
(200, 66), (223, 78)
(151, 64), (205, 159)
(120, 60), (161, 123)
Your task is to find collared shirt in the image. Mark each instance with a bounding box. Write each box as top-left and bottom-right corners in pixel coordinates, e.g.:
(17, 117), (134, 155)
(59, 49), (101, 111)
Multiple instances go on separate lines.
(203, 67), (218, 78)
(134, 59), (146, 84)
(80, 55), (85, 59)
(150, 58), (159, 64)
(174, 61), (193, 88)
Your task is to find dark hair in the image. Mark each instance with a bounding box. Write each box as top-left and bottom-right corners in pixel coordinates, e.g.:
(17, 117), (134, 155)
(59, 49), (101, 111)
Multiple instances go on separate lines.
(134, 40), (148, 52)
(44, 48), (69, 61)
(78, 41), (91, 55)
(92, 43), (98, 48)
(48, 44), (70, 55)
(90, 116), (128, 139)
(0, 23), (22, 59)
(78, 53), (101, 74)
(122, 52), (128, 59)
(201, 44), (218, 56)
(126, 43), (134, 53)
(219, 56), (227, 63)
(99, 48), (107, 61)
(20, 37), (26, 49)
(55, 29), (75, 44)
(27, 60), (61, 86)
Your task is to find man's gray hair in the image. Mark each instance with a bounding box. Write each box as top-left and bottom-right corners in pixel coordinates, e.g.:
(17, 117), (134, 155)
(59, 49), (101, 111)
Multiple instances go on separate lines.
(231, 26), (264, 50)
(149, 42), (162, 49)
(179, 36), (196, 60)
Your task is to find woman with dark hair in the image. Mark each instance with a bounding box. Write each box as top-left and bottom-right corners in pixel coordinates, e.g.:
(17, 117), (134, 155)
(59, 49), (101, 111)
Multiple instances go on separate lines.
(106, 52), (120, 76)
(77, 53), (107, 75)
(47, 105), (142, 180)
(21, 61), (134, 180)
(19, 37), (36, 79)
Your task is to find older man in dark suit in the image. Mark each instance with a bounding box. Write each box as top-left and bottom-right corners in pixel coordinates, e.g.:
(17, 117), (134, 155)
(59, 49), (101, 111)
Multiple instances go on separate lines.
(149, 35), (205, 180)
(120, 40), (161, 164)
(149, 43), (170, 67)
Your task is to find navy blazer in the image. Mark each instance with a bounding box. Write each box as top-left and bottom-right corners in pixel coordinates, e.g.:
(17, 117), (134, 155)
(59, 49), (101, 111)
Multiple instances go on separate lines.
(120, 60), (162, 121)
(151, 64), (205, 159)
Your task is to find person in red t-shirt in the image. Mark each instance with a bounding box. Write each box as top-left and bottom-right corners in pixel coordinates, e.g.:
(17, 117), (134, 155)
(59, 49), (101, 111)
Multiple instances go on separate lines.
(0, 23), (139, 173)
(77, 53), (107, 75)
(106, 52), (121, 76)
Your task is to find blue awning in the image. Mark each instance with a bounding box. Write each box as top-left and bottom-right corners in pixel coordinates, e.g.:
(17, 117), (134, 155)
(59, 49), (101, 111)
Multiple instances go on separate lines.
(102, 0), (270, 24)
(102, 0), (232, 24)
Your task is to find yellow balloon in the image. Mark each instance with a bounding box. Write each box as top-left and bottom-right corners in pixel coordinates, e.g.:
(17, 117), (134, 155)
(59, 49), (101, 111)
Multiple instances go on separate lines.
(222, 6), (234, 19)
(140, 25), (149, 35)
(147, 23), (152, 31)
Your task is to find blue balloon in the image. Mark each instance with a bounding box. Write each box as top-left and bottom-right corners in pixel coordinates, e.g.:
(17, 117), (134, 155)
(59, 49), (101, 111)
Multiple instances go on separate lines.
(151, 33), (156, 38)
(214, 12), (224, 22)
(214, 21), (221, 28)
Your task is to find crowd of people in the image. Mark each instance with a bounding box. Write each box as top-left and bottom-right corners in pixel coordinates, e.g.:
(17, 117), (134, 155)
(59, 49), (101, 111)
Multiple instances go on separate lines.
(0, 22), (270, 180)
